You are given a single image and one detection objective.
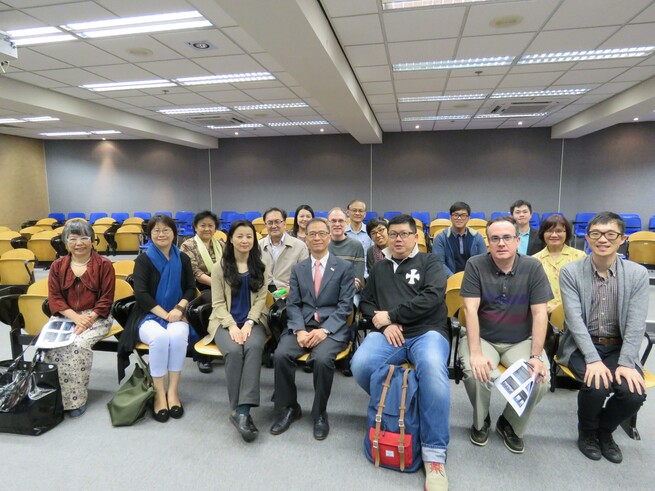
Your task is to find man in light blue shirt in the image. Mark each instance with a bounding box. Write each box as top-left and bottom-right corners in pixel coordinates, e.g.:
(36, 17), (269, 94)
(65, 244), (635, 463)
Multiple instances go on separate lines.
(511, 199), (544, 256)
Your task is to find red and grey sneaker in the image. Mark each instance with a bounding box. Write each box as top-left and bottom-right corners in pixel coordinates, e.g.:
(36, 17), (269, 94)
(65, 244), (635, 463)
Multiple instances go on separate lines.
(424, 461), (448, 491)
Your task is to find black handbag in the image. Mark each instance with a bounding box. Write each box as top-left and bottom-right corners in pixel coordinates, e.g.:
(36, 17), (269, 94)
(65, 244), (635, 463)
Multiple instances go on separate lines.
(0, 349), (64, 436)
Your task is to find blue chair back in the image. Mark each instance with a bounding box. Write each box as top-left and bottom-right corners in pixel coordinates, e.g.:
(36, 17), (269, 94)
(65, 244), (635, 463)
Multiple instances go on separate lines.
(364, 211), (378, 223)
(410, 212), (431, 226)
(573, 213), (597, 238)
(541, 212), (563, 222)
(155, 211), (173, 218)
(619, 214), (641, 236)
(383, 211), (402, 221)
(491, 211), (511, 220)
(89, 212), (108, 224)
(315, 211), (329, 219)
(134, 211), (152, 221)
(48, 212), (66, 223)
(436, 212), (450, 220)
(68, 212), (86, 220)
(175, 211), (195, 225)
(649, 215), (655, 232)
(529, 212), (540, 229)
(111, 212), (129, 224)
(244, 211), (262, 222)
(470, 211), (485, 220)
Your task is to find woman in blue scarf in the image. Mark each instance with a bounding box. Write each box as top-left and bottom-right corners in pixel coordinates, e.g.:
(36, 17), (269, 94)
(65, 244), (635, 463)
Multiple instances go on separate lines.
(124, 215), (196, 423)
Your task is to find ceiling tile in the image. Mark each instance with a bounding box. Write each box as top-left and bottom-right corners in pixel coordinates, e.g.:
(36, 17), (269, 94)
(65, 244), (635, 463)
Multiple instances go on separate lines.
(0, 8), (44, 29)
(463, 0), (560, 36)
(456, 32), (536, 58)
(632, 2), (655, 22)
(370, 103), (397, 113)
(4, 70), (64, 87)
(587, 81), (639, 94)
(222, 26), (264, 53)
(344, 44), (388, 67)
(114, 94), (170, 107)
(31, 42), (125, 67)
(135, 59), (210, 79)
(388, 38), (458, 64)
(361, 81), (393, 95)
(154, 91), (212, 106)
(22, 1), (114, 25)
(331, 14), (383, 46)
(251, 53), (285, 72)
(611, 64), (655, 82)
(274, 72), (300, 87)
(600, 23), (655, 48)
(200, 90), (255, 103)
(34, 67), (107, 85)
(393, 77), (447, 93)
(12, 48), (72, 70)
(193, 54), (265, 74)
(544, 0), (653, 30)
(320, 0), (378, 17)
(382, 7), (464, 42)
(241, 87), (297, 101)
(497, 71), (562, 89)
(368, 93), (396, 104)
(86, 63), (165, 81)
(153, 29), (244, 58)
(555, 67), (629, 84)
(525, 27), (619, 54)
(95, 0), (197, 17)
(446, 75), (503, 91)
(354, 65), (391, 82)
(88, 36), (183, 63)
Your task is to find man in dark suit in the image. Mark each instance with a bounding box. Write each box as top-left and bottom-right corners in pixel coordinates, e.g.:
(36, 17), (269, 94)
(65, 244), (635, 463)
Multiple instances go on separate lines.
(270, 218), (355, 440)
(511, 199), (544, 255)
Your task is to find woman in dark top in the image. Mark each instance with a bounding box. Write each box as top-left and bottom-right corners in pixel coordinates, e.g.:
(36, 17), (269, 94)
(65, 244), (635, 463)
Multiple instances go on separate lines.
(119, 215), (196, 423)
(46, 219), (115, 417)
(289, 204), (314, 243)
(206, 220), (268, 442)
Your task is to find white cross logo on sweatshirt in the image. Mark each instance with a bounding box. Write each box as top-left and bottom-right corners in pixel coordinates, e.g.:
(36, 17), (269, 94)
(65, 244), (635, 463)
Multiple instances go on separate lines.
(406, 269), (420, 285)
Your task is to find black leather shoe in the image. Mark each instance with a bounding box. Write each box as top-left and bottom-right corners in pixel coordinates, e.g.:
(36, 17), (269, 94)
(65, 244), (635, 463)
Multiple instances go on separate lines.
(599, 431), (623, 464)
(470, 414), (491, 446)
(313, 413), (330, 440)
(197, 360), (213, 374)
(169, 404), (184, 419)
(153, 407), (169, 423)
(246, 415), (259, 434)
(230, 413), (257, 442)
(270, 405), (302, 435)
(578, 430), (601, 461)
(496, 415), (524, 453)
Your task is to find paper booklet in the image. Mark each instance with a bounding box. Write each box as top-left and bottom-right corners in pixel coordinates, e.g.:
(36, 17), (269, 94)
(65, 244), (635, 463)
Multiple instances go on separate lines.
(494, 358), (536, 417)
(35, 318), (77, 349)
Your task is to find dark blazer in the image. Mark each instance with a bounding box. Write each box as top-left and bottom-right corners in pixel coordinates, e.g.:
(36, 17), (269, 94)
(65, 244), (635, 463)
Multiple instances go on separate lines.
(286, 253), (355, 344)
(527, 227), (545, 256)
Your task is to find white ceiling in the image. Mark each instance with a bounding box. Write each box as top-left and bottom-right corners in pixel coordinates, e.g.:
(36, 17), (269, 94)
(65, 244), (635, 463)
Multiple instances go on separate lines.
(0, 0), (654, 148)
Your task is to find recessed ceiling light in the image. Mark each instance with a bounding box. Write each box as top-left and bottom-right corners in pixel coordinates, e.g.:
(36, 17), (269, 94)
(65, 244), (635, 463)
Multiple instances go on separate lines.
(187, 41), (215, 50)
(23, 116), (60, 122)
(475, 113), (547, 118)
(382, 0), (488, 10)
(268, 121), (327, 127)
(633, 117), (639, 121)
(402, 115), (471, 121)
(491, 89), (588, 98)
(93, 130), (121, 135)
(126, 47), (154, 57)
(233, 103), (308, 110)
(393, 56), (514, 72)
(157, 106), (230, 115)
(62, 11), (211, 39)
(320, 128), (325, 132)
(518, 121), (523, 125)
(399, 94), (487, 102)
(0, 118), (26, 124)
(234, 131), (239, 135)
(207, 124), (264, 129)
(176, 72), (276, 86)
(81, 80), (176, 92)
(519, 46), (654, 64)
(415, 125), (420, 129)
(7, 26), (77, 46)
(11, 34), (76, 46)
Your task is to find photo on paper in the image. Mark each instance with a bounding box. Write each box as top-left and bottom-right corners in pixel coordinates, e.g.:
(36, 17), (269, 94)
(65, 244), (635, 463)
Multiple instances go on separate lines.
(35, 318), (78, 349)
(494, 359), (537, 417)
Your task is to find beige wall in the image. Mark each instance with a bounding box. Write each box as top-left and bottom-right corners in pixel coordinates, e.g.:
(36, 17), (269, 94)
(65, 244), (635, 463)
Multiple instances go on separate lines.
(0, 134), (49, 231)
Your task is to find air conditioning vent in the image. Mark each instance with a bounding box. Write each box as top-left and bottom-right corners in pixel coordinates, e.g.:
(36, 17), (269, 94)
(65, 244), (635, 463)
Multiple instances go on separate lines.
(187, 114), (248, 126)
(487, 101), (558, 115)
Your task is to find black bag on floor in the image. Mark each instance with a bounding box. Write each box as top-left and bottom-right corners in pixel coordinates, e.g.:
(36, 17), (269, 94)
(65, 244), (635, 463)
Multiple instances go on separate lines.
(0, 349), (64, 436)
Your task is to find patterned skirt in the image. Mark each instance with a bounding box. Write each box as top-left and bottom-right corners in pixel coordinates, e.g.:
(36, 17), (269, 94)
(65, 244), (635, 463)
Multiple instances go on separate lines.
(44, 311), (112, 410)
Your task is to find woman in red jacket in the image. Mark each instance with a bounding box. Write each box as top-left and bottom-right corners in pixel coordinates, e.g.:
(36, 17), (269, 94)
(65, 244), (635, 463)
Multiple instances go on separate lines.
(46, 218), (115, 417)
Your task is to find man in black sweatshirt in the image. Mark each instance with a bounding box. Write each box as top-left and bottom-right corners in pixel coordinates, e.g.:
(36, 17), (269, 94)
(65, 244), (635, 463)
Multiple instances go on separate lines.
(351, 214), (450, 491)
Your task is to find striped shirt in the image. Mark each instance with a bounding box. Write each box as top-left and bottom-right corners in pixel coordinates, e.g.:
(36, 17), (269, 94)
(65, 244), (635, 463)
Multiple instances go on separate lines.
(588, 260), (620, 338)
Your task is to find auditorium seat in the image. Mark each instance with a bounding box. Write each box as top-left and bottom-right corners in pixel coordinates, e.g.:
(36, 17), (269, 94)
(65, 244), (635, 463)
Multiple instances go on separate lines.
(619, 213), (642, 236)
(67, 212), (86, 220)
(89, 212), (108, 224)
(111, 212), (130, 224)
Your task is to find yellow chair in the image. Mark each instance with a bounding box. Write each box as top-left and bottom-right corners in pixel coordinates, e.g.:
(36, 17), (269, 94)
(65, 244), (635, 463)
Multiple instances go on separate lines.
(112, 260), (135, 281)
(35, 218), (59, 229)
(115, 225), (143, 253)
(468, 218), (488, 235)
(92, 225), (111, 253)
(286, 216), (294, 231)
(0, 226), (11, 232)
(94, 217), (118, 227)
(0, 248), (36, 286)
(17, 279), (50, 337)
(104, 279), (134, 339)
(430, 219), (451, 239)
(214, 230), (227, 242)
(297, 310), (355, 363)
(417, 230), (428, 253)
(122, 217), (144, 226)
(252, 217), (265, 235)
(445, 271), (464, 318)
(27, 230), (60, 264)
(19, 225), (46, 240)
(0, 230), (22, 255)
(627, 231), (655, 267)
(413, 217), (424, 229)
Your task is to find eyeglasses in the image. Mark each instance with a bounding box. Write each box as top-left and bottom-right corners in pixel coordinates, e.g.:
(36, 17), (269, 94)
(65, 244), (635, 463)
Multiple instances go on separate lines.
(348, 208), (365, 214)
(67, 236), (92, 244)
(307, 231), (329, 238)
(265, 220), (283, 226)
(544, 229), (566, 235)
(152, 228), (173, 236)
(489, 235), (518, 244)
(451, 213), (469, 219)
(329, 219), (346, 224)
(587, 230), (622, 241)
(370, 228), (387, 237)
(388, 231), (414, 240)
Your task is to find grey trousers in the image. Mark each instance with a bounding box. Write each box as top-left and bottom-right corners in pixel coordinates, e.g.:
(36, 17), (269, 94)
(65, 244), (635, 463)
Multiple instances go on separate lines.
(459, 336), (549, 437)
(214, 324), (266, 410)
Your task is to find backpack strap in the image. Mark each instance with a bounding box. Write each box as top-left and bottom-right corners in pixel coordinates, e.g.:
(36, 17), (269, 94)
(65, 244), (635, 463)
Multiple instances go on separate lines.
(398, 367), (410, 472)
(372, 365), (395, 468)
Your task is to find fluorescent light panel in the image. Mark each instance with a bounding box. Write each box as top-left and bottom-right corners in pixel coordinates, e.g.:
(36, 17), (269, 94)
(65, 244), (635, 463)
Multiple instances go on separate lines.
(81, 80), (176, 92)
(399, 94), (486, 102)
(268, 121), (327, 127)
(475, 113), (547, 118)
(158, 106), (230, 115)
(519, 47), (654, 64)
(394, 56), (514, 72)
(491, 89), (588, 98)
(40, 130), (122, 136)
(207, 124), (263, 129)
(0, 118), (26, 124)
(233, 103), (308, 110)
(12, 34), (76, 46)
(176, 72), (276, 86)
(382, 0), (527, 9)
(0, 116), (59, 124)
(402, 115), (471, 121)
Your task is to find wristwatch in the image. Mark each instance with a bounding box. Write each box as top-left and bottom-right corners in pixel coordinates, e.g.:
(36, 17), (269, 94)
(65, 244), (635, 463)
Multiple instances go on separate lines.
(529, 355), (543, 361)
(245, 319), (254, 326)
(322, 328), (330, 335)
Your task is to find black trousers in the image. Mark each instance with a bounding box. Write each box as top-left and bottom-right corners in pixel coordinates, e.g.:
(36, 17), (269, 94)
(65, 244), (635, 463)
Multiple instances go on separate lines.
(273, 331), (346, 420)
(567, 344), (646, 433)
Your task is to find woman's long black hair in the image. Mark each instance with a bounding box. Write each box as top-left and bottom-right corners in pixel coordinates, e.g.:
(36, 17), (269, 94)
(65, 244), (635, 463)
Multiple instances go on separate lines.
(292, 204), (314, 236)
(221, 219), (265, 293)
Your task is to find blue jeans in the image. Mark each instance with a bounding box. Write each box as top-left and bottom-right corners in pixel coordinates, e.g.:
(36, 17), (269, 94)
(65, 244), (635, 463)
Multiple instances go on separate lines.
(351, 330), (450, 464)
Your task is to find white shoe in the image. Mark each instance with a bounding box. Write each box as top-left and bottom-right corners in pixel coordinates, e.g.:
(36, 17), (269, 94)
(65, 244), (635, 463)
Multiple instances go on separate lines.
(424, 461), (448, 491)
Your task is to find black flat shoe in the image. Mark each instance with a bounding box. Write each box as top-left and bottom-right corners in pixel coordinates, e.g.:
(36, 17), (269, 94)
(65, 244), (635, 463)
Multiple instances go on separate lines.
(153, 408), (169, 423)
(313, 413), (329, 440)
(169, 404), (184, 419)
(578, 430), (601, 461)
(270, 405), (302, 435)
(230, 413), (257, 442)
(197, 360), (213, 374)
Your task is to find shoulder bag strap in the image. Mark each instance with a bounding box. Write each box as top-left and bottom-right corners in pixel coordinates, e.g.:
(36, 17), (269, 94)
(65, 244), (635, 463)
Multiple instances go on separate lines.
(398, 368), (411, 472)
(132, 350), (154, 386)
(373, 365), (395, 468)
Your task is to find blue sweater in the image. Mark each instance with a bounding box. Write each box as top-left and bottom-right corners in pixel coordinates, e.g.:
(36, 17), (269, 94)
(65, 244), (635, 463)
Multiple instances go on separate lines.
(433, 227), (487, 277)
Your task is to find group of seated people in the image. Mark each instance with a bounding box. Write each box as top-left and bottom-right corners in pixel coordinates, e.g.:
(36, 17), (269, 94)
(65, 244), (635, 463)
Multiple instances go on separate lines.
(42, 200), (649, 491)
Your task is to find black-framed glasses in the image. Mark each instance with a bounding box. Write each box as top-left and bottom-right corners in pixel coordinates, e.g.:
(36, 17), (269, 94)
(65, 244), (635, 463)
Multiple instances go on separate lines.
(451, 213), (469, 219)
(265, 220), (283, 226)
(489, 235), (517, 244)
(370, 228), (387, 237)
(587, 230), (622, 241)
(307, 231), (329, 238)
(388, 231), (413, 239)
